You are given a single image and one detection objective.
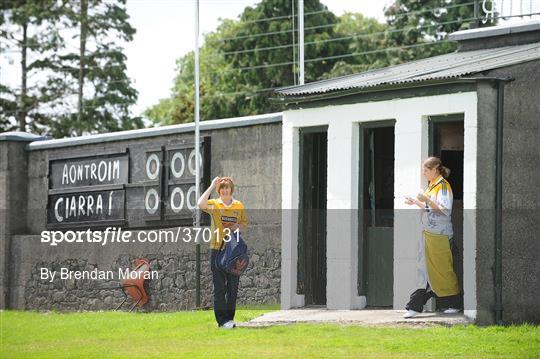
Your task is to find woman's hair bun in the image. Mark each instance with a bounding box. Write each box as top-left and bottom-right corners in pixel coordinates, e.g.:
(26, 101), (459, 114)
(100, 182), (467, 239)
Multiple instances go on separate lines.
(424, 157), (451, 178)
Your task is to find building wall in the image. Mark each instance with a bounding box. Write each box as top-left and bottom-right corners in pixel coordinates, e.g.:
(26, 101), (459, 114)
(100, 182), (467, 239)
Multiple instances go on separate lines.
(281, 92), (478, 317)
(1, 120), (282, 311)
(280, 59), (540, 325)
(1, 140), (33, 309)
(475, 60), (540, 324)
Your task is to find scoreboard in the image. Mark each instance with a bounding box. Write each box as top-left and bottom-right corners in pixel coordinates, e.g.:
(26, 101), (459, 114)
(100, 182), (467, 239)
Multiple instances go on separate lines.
(46, 137), (211, 229)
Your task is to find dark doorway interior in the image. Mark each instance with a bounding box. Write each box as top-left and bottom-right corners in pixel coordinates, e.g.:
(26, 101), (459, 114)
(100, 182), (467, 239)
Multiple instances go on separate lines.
(429, 116), (464, 310)
(297, 128), (327, 306)
(359, 123), (395, 307)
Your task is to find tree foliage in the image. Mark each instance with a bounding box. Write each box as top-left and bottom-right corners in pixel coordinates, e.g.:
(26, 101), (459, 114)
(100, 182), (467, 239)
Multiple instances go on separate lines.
(383, 0), (495, 61)
(0, 0), (67, 133)
(146, 0), (349, 124)
(2, 0), (488, 133)
(0, 0), (142, 136)
(47, 0), (142, 137)
(323, 13), (398, 79)
(148, 0), (484, 126)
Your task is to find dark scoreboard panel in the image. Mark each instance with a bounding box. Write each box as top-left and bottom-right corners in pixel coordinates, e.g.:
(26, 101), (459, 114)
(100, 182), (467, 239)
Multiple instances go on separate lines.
(46, 137), (211, 229)
(47, 189), (125, 226)
(49, 153), (129, 189)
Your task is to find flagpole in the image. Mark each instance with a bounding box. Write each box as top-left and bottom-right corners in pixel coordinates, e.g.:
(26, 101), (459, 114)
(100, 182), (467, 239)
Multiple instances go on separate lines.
(298, 0), (304, 84)
(194, 0), (201, 308)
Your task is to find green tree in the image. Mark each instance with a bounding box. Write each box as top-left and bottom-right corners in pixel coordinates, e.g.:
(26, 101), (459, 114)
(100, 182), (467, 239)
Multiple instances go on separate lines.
(146, 0), (349, 125)
(322, 12), (398, 78)
(49, 0), (142, 137)
(145, 32), (239, 126)
(221, 0), (347, 88)
(1, 0), (142, 137)
(383, 0), (495, 62)
(147, 0), (493, 126)
(0, 0), (67, 133)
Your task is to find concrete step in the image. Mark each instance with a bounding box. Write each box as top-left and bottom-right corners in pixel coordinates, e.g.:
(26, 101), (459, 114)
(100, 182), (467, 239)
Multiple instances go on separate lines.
(239, 309), (471, 327)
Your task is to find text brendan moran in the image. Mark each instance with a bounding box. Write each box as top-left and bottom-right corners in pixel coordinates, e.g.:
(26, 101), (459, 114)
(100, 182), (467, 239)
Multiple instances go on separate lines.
(40, 267), (158, 282)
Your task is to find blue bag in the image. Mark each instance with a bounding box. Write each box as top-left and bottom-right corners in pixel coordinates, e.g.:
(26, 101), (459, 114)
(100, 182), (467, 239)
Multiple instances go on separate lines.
(215, 232), (249, 276)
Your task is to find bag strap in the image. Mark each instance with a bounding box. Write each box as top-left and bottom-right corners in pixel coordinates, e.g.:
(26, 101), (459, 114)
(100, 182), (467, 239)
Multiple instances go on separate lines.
(218, 237), (225, 251)
(218, 230), (241, 251)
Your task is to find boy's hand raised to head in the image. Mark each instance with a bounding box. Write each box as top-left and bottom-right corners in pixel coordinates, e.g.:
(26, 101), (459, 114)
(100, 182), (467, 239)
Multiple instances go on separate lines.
(211, 176), (221, 188)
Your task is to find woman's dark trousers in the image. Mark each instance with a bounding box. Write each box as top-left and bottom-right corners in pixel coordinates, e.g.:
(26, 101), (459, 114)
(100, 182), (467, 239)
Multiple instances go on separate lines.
(406, 283), (462, 312)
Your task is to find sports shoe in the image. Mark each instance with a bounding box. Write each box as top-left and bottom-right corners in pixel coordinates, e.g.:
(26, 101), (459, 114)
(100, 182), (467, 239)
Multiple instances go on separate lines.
(443, 308), (460, 314)
(403, 310), (419, 318)
(221, 320), (236, 329)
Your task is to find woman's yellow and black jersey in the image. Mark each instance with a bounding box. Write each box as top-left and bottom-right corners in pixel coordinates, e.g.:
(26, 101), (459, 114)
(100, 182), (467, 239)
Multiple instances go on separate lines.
(421, 175), (453, 236)
(202, 198), (248, 250)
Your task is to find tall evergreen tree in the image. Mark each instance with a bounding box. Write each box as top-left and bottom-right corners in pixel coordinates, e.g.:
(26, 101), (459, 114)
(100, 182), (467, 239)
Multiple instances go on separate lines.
(0, 0), (67, 133)
(1, 0), (142, 137)
(50, 0), (142, 137)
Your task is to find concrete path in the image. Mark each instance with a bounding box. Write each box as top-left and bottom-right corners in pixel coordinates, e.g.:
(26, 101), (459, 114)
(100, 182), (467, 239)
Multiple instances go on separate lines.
(239, 309), (471, 327)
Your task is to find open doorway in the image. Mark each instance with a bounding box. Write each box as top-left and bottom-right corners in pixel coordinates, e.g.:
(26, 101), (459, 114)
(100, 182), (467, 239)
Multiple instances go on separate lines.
(429, 114), (464, 310)
(297, 127), (327, 306)
(358, 121), (395, 307)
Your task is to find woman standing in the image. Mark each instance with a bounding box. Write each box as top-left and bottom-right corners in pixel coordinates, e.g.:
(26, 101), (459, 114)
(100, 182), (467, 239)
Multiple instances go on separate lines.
(403, 157), (461, 318)
(198, 176), (248, 329)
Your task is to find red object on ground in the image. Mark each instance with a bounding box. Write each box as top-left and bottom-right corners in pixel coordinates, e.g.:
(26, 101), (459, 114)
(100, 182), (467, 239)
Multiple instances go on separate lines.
(121, 258), (151, 308)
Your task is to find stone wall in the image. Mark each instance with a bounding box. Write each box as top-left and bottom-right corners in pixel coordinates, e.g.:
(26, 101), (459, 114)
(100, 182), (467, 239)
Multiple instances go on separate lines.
(13, 231), (281, 311)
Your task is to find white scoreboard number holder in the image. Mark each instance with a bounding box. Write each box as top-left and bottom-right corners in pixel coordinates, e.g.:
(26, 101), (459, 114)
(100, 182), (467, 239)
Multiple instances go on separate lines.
(164, 139), (210, 225)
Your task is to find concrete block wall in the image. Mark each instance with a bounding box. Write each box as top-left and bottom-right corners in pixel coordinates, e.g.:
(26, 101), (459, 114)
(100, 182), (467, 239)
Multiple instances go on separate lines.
(1, 133), (46, 309)
(476, 60), (540, 324)
(474, 81), (498, 324)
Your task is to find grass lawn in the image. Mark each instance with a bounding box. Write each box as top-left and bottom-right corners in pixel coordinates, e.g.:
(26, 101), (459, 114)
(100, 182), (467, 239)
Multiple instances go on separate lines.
(1, 306), (539, 358)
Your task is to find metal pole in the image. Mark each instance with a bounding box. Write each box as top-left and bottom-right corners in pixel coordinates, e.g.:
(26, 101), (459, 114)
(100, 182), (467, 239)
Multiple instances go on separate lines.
(494, 80), (505, 325)
(473, 0), (480, 28)
(298, 0), (304, 85)
(194, 0), (201, 309)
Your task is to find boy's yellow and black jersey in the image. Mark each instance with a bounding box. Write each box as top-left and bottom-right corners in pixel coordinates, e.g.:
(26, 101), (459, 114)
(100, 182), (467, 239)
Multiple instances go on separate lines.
(202, 198), (248, 250)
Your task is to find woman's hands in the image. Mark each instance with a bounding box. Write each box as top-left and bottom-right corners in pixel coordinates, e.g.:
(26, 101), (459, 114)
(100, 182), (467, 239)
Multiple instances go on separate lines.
(405, 195), (425, 209)
(416, 193), (429, 203)
(405, 191), (444, 214)
(414, 193), (444, 213)
(404, 196), (416, 205)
